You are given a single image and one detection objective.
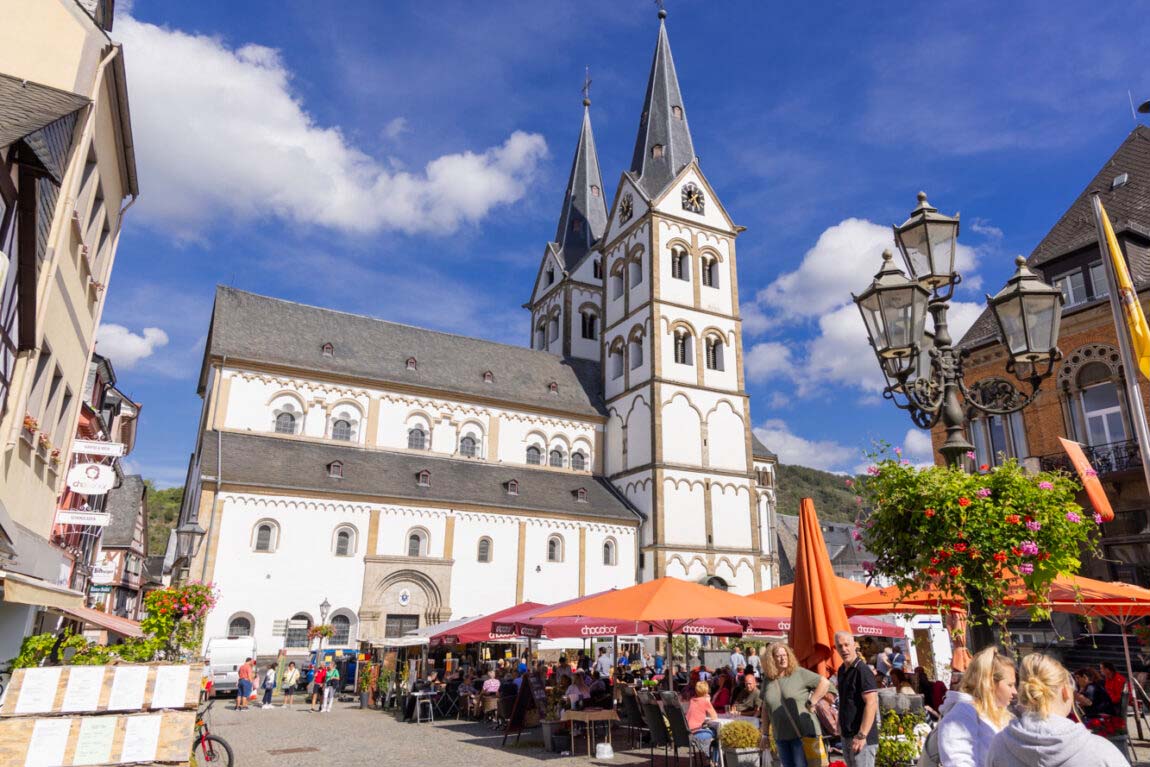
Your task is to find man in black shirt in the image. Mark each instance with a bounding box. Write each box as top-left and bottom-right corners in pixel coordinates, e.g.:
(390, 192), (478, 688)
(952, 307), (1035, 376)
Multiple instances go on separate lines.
(834, 630), (878, 767)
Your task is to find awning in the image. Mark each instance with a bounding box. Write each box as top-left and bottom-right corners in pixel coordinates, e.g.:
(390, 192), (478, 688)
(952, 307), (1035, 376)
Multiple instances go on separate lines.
(58, 605), (143, 638)
(0, 73), (89, 150)
(0, 570), (84, 611)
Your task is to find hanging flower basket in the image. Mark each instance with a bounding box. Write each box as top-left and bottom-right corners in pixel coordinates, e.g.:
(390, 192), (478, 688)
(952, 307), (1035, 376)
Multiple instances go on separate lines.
(37, 433), (51, 451)
(308, 624), (334, 641)
(49, 449), (61, 465)
(22, 415), (38, 434)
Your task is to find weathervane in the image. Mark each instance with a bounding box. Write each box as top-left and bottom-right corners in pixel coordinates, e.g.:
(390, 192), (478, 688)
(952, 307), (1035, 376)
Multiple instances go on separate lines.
(582, 66), (592, 106)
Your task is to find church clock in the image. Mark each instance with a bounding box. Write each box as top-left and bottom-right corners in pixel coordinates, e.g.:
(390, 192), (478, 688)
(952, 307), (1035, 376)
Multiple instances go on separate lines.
(620, 193), (634, 223)
(682, 183), (705, 214)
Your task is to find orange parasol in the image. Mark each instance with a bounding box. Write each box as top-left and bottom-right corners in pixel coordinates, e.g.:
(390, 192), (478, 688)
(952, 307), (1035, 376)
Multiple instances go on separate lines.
(752, 576), (874, 607)
(789, 498), (852, 676)
(842, 585), (965, 616)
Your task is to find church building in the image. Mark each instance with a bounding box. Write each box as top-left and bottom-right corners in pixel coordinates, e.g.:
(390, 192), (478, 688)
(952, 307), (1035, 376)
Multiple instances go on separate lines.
(177, 10), (779, 652)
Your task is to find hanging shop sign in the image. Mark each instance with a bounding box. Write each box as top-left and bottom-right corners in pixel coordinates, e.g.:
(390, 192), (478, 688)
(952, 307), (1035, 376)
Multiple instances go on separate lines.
(72, 439), (126, 457)
(56, 510), (111, 527)
(67, 463), (116, 494)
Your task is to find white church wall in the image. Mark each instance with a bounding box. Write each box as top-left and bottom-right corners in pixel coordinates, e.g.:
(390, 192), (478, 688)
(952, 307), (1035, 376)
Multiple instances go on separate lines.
(660, 392), (703, 466)
(376, 507), (449, 558)
(651, 167), (735, 237)
(706, 400), (748, 472)
(584, 525), (638, 594)
(222, 371), (372, 443)
(710, 481), (753, 548)
(615, 470), (653, 545)
(623, 394), (652, 470)
(521, 521), (582, 604)
(604, 224), (648, 330)
(661, 472), (706, 545)
(450, 512), (521, 615)
(497, 414), (598, 468)
(604, 178), (649, 246)
(663, 552), (709, 583)
(712, 556), (755, 595)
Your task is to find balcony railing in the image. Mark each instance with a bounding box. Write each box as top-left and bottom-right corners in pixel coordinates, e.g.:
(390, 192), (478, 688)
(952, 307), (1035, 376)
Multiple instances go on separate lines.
(1039, 439), (1142, 476)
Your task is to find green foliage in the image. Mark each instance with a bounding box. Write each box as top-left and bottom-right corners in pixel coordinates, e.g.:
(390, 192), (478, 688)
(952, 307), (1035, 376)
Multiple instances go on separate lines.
(10, 632), (157, 668)
(877, 710), (929, 767)
(144, 481), (183, 556)
(719, 720), (761, 749)
(142, 582), (218, 660)
(775, 464), (861, 522)
(671, 635), (700, 662)
(854, 453), (1100, 631)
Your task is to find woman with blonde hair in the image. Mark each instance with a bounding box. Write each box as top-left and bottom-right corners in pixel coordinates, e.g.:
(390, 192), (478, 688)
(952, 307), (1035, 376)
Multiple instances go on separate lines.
(937, 647), (1016, 767)
(760, 643), (833, 767)
(986, 653), (1127, 766)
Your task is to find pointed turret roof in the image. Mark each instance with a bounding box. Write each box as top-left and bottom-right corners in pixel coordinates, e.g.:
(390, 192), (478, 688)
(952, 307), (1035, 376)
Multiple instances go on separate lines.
(554, 100), (608, 270)
(629, 9), (696, 199)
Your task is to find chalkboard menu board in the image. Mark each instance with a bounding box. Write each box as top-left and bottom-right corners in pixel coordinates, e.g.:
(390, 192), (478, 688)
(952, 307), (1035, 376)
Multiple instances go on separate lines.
(501, 671), (547, 746)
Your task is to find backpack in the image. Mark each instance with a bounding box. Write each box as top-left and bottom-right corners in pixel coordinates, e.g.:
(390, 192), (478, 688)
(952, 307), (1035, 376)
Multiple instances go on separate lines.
(916, 726), (940, 767)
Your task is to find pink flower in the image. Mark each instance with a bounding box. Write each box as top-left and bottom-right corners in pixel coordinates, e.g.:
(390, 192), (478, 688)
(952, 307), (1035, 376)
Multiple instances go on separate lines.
(894, 447), (902, 457)
(902, 459), (911, 465)
(1020, 541), (1039, 557)
(1026, 520), (1042, 532)
(1019, 563), (1034, 575)
(862, 561), (875, 573)
(852, 530), (862, 541)
(867, 465), (880, 476)
(977, 487), (992, 498)
(845, 478), (854, 488)
(966, 451), (976, 459)
(1066, 511), (1081, 523)
(1094, 513), (1103, 524)
(1038, 481), (1054, 490)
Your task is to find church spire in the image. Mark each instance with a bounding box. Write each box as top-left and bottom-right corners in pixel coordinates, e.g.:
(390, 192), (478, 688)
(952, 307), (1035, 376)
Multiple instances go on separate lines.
(629, 8), (695, 199)
(554, 85), (608, 269)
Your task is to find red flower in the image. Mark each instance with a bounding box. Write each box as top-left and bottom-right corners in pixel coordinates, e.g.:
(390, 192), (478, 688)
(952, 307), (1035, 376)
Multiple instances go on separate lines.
(957, 497), (971, 507)
(1012, 546), (1022, 556)
(1039, 552), (1052, 561)
(994, 551), (1008, 562)
(980, 464), (989, 471)
(925, 508), (936, 518)
(1005, 514), (1020, 524)
(955, 543), (968, 553)
(930, 557), (940, 565)
(939, 550), (952, 559)
(948, 566), (962, 577)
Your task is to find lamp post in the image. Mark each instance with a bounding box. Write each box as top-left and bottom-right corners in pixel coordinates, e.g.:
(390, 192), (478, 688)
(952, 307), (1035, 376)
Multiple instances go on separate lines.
(174, 522), (206, 583)
(854, 193), (1065, 468)
(318, 597), (331, 661)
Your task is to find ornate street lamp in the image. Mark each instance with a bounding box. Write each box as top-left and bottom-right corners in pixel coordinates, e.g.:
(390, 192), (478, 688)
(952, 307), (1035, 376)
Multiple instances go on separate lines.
(855, 193), (1064, 467)
(175, 521), (206, 563)
(320, 597), (331, 624)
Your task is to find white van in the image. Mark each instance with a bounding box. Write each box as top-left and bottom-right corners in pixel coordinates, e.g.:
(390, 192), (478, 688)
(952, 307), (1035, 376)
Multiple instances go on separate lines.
(205, 636), (257, 697)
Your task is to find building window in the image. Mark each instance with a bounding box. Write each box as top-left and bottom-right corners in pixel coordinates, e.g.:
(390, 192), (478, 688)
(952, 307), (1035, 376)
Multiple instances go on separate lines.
(407, 529), (428, 557)
(286, 613), (311, 647)
(1054, 260), (1108, 308)
(594, 258), (603, 280)
(534, 324), (545, 350)
(321, 343), (335, 357)
(275, 411), (296, 435)
(483, 370), (494, 383)
(603, 539), (617, 566)
(417, 470), (431, 487)
(406, 357), (418, 370)
(970, 412), (1028, 469)
(705, 337), (724, 371)
(672, 105), (683, 120)
(548, 381), (559, 394)
(549, 449), (565, 468)
(651, 144), (664, 159)
(629, 338), (643, 369)
(506, 479), (519, 495)
(571, 451), (586, 471)
(1079, 363), (1127, 446)
(327, 461), (343, 479)
(674, 332), (693, 365)
(629, 260), (642, 288)
(671, 248), (689, 281)
(549, 317), (560, 343)
(526, 446), (542, 465)
(332, 419), (352, 441)
(575, 488), (588, 503)
(701, 258), (718, 288)
(611, 270), (624, 299)
(477, 537), (492, 563)
(331, 614), (351, 645)
(610, 348), (624, 380)
(581, 311), (598, 340)
(227, 615), (252, 637)
(384, 614), (419, 638)
(407, 427), (427, 450)
(334, 526), (356, 556)
(253, 521), (279, 553)
(460, 434), (478, 457)
(547, 535), (564, 562)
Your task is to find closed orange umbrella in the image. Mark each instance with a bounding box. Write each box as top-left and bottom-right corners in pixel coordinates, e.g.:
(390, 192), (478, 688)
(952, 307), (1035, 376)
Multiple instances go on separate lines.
(752, 576), (874, 607)
(789, 498), (852, 676)
(948, 611), (971, 672)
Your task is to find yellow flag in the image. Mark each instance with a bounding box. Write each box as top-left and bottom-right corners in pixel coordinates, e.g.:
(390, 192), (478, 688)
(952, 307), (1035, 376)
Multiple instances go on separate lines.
(1098, 198), (1150, 379)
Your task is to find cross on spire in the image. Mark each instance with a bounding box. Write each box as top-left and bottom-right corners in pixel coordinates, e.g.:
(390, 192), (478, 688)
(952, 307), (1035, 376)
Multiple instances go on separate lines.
(654, 0), (666, 18)
(582, 66), (592, 107)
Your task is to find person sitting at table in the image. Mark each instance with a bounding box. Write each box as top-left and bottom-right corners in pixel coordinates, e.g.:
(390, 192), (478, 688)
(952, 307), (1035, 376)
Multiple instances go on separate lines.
(673, 664), (688, 687)
(588, 670), (612, 708)
(481, 670), (501, 696)
(555, 655), (575, 686)
(1074, 667), (1115, 718)
(711, 671), (734, 711)
(566, 671), (591, 711)
(890, 668), (916, 695)
(686, 681), (721, 766)
(732, 672), (761, 717)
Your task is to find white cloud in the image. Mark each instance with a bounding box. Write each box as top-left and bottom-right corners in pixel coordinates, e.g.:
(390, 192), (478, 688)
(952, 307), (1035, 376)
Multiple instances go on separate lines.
(744, 342), (795, 384)
(902, 428), (935, 466)
(116, 18), (547, 238)
(382, 117), (410, 141)
(753, 419), (860, 472)
(802, 303), (886, 394)
(96, 324), (169, 368)
(740, 302), (770, 337)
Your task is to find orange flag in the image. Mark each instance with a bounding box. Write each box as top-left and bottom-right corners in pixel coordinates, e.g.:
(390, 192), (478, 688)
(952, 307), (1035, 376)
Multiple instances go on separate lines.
(1058, 437), (1114, 522)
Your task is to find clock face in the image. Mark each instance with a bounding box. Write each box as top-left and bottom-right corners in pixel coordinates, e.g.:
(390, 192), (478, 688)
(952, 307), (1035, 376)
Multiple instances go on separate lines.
(620, 193), (634, 223)
(682, 183), (705, 214)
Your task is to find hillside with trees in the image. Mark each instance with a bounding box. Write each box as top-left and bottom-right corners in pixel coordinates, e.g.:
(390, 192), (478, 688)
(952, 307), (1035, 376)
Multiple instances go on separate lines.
(145, 482), (183, 556)
(774, 464), (860, 522)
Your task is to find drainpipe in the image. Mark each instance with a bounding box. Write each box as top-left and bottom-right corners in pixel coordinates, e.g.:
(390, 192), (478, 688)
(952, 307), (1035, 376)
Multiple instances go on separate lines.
(199, 355), (226, 581)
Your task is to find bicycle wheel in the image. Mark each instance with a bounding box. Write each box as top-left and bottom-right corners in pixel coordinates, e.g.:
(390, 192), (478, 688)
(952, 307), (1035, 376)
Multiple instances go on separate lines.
(196, 734), (234, 766)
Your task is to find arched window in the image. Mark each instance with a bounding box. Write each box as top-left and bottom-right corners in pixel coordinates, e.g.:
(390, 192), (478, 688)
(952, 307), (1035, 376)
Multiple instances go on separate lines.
(629, 260), (643, 288)
(603, 539), (617, 566)
(285, 613), (311, 648)
(407, 529), (428, 557)
(671, 247), (689, 281)
(705, 337), (724, 371)
(331, 614), (351, 645)
(483, 370), (494, 383)
(547, 535), (564, 562)
(546, 267), (555, 285)
(275, 411), (296, 435)
(610, 347), (624, 380)
(252, 521), (279, 553)
(321, 343), (335, 357)
(417, 470), (431, 487)
(629, 338), (643, 369)
(332, 419), (352, 441)
(526, 446), (542, 465)
(611, 269), (624, 300)
(575, 488), (588, 502)
(460, 434), (478, 457)
(227, 615), (252, 637)
(549, 449), (565, 468)
(1078, 362), (1127, 446)
(477, 537), (492, 563)
(704, 576), (728, 591)
(534, 324), (546, 350)
(506, 479), (519, 495)
(594, 258), (603, 280)
(407, 427), (427, 450)
(701, 258), (719, 288)
(571, 451), (586, 471)
(581, 311), (598, 340)
(674, 332), (693, 365)
(406, 357), (418, 371)
(334, 526), (356, 556)
(327, 461), (343, 479)
(651, 144), (664, 159)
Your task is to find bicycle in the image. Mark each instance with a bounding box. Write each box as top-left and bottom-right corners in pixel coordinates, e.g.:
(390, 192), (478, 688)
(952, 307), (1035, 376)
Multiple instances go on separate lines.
(192, 699), (234, 766)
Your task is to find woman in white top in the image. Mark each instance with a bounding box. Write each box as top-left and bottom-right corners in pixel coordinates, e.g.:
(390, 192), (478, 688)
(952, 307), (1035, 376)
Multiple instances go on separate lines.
(566, 671), (591, 710)
(986, 653), (1127, 767)
(281, 662), (300, 708)
(937, 647), (1016, 767)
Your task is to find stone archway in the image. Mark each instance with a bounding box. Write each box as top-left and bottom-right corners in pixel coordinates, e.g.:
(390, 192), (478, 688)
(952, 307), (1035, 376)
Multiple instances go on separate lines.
(358, 557), (453, 644)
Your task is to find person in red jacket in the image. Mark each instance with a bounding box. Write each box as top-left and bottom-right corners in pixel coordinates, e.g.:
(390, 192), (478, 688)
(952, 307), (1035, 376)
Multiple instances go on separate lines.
(1101, 662), (1128, 707)
(310, 663), (327, 712)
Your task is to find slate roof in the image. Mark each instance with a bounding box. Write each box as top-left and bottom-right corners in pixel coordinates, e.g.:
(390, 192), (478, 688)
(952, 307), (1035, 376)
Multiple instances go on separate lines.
(103, 474), (145, 548)
(0, 73), (89, 150)
(959, 126), (1150, 350)
(201, 430), (643, 524)
(775, 514), (872, 586)
(553, 105), (608, 271)
(204, 287), (605, 417)
(628, 12), (696, 199)
(751, 433), (776, 460)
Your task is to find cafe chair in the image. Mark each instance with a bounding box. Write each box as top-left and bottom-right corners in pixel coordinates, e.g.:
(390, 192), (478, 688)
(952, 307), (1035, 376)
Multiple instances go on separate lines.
(640, 698), (672, 767)
(660, 692), (710, 767)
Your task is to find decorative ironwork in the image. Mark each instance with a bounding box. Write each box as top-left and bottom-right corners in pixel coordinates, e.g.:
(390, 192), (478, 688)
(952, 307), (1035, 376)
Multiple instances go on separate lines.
(960, 376), (1037, 417)
(1040, 439), (1142, 476)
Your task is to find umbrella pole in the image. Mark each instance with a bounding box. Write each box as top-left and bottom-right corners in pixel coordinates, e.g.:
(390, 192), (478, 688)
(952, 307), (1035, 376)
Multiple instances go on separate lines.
(1121, 622), (1144, 741)
(667, 629), (674, 693)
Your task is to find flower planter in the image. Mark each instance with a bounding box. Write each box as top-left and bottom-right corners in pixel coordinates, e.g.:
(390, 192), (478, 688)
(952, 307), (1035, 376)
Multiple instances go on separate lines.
(359, 691), (370, 708)
(541, 720), (564, 752)
(721, 747), (763, 767)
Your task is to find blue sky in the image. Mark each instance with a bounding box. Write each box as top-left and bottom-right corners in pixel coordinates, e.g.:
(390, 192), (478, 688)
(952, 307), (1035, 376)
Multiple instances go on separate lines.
(104, 1), (1150, 486)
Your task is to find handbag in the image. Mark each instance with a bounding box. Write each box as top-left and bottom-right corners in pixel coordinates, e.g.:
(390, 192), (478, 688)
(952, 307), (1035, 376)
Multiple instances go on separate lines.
(775, 680), (829, 767)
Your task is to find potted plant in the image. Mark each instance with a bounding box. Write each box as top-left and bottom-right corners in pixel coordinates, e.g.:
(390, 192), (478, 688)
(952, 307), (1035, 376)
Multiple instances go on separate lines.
(357, 662), (375, 708)
(718, 720), (762, 767)
(541, 685), (566, 752)
(22, 414), (37, 435)
(1086, 714), (1131, 763)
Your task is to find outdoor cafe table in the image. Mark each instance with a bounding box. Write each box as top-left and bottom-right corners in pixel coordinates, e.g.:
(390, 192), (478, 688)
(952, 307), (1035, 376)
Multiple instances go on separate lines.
(561, 708), (621, 757)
